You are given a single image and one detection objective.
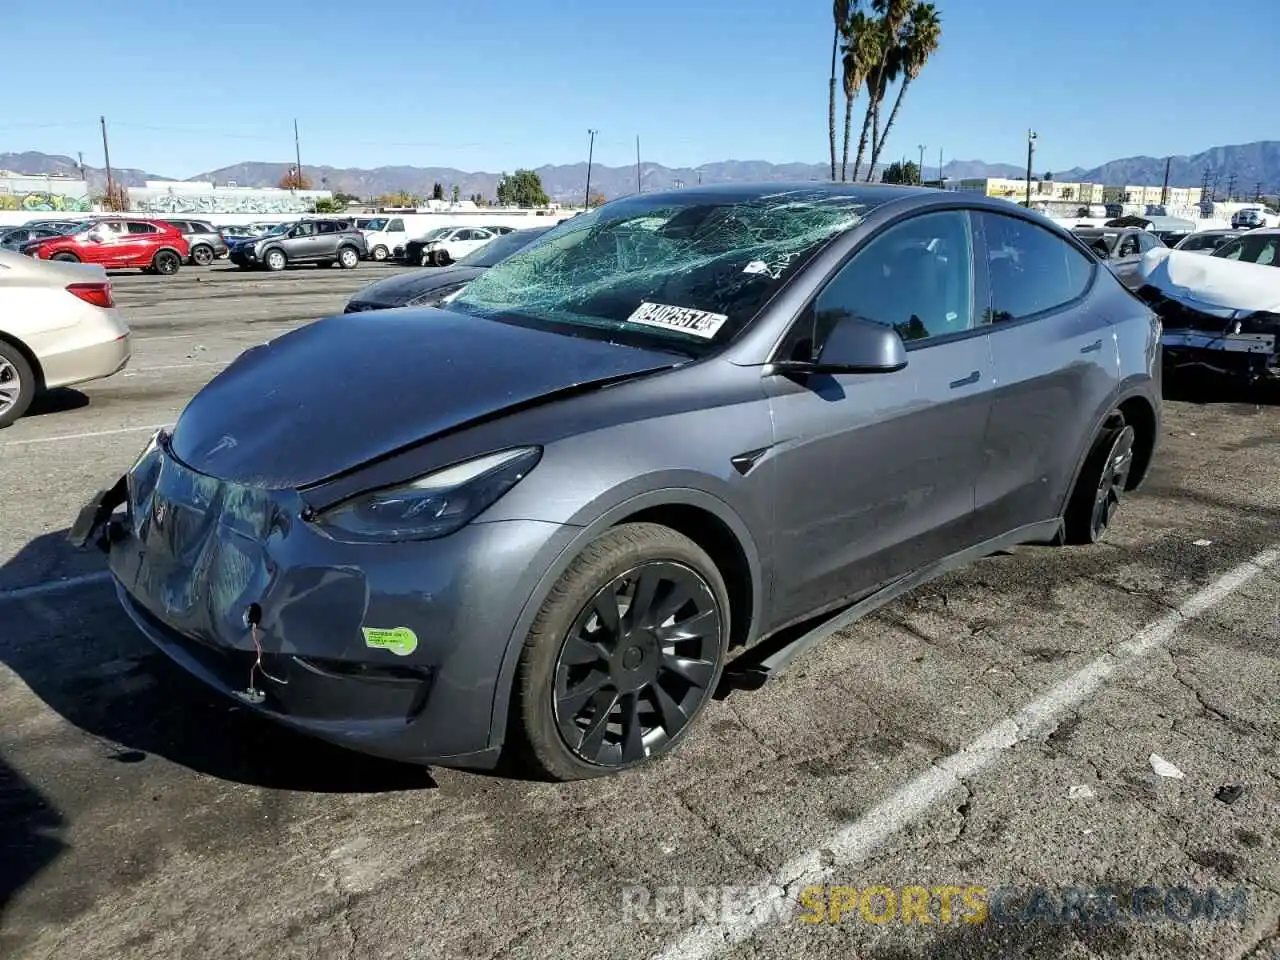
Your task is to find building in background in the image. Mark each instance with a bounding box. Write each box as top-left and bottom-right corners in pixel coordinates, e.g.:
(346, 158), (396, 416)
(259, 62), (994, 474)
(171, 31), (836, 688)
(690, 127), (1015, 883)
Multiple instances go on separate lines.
(0, 170), (91, 213)
(127, 180), (332, 215)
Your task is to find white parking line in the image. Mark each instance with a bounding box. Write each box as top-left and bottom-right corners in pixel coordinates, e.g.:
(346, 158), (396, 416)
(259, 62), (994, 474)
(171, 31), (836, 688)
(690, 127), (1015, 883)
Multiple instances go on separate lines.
(0, 571), (111, 603)
(123, 361), (228, 374)
(0, 423), (171, 447)
(655, 546), (1280, 960)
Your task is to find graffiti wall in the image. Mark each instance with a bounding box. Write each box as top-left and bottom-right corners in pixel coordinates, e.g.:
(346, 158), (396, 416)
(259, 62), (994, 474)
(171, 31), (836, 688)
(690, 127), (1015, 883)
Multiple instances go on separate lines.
(0, 190), (93, 212)
(130, 190), (326, 215)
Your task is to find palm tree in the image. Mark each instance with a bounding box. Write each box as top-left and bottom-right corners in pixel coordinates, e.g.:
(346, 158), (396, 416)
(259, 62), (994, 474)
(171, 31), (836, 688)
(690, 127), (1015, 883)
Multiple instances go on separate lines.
(850, 14), (887, 182)
(839, 12), (874, 181)
(870, 3), (942, 176)
(857, 0), (914, 181)
(829, 0), (854, 181)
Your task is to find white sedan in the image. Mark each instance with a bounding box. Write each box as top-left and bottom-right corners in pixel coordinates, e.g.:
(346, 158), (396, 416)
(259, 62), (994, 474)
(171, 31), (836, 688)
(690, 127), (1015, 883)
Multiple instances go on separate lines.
(0, 250), (132, 427)
(414, 226), (499, 266)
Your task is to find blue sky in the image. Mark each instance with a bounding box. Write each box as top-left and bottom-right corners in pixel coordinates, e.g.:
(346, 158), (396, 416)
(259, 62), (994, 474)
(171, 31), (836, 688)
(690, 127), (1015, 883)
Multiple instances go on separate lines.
(4, 0), (1274, 178)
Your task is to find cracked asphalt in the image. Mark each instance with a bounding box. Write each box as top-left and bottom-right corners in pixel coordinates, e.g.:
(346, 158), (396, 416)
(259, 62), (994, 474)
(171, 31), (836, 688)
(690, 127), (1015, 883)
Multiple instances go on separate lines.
(1, 264), (1278, 960)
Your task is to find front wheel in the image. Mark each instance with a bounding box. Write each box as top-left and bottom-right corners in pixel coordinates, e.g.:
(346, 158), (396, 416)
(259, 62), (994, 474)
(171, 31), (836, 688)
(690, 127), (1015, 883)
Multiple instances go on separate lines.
(433, 249), (453, 266)
(513, 522), (730, 781)
(152, 250), (181, 275)
(264, 249), (287, 271)
(1063, 418), (1136, 545)
(371, 245), (389, 262)
(337, 246), (360, 269)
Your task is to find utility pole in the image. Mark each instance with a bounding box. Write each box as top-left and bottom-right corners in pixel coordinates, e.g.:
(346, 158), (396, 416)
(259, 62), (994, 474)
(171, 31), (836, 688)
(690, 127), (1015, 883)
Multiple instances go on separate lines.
(635, 135), (641, 193)
(1025, 129), (1037, 207)
(99, 116), (115, 211)
(1199, 166), (1211, 201)
(938, 146), (943, 188)
(584, 129), (597, 209)
(77, 151), (85, 181)
(1225, 172), (1237, 202)
(1160, 156), (1171, 206)
(917, 144), (925, 185)
(293, 119), (303, 193)
(1254, 181), (1263, 203)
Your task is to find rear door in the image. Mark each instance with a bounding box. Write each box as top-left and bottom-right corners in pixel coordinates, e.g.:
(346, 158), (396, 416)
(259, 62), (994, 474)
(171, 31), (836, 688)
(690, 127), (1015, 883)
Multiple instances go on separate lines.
(124, 221), (163, 266)
(766, 208), (994, 627)
(314, 220), (342, 258)
(973, 210), (1118, 541)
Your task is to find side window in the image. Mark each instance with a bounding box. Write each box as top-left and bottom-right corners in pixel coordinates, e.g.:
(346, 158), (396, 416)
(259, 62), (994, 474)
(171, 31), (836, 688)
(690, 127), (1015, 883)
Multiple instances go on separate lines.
(1137, 232), (1158, 252)
(980, 212), (1094, 324)
(786, 210), (976, 359)
(1116, 234), (1139, 257)
(316, 221), (338, 234)
(127, 222), (159, 234)
(473, 229), (492, 240)
(451, 229), (471, 241)
(387, 219), (404, 232)
(294, 222), (315, 236)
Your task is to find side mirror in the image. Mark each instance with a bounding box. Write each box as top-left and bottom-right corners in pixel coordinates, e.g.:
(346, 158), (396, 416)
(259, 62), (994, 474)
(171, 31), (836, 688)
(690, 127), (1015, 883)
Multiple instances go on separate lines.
(775, 315), (907, 375)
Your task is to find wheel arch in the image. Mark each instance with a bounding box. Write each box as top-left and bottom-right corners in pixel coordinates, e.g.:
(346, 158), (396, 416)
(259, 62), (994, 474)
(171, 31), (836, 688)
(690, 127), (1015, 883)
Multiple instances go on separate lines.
(0, 331), (45, 392)
(486, 487), (765, 753)
(1058, 387), (1159, 520)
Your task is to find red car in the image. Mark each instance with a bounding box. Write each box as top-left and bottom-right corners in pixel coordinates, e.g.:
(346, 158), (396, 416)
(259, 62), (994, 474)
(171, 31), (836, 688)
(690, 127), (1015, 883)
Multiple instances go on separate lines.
(24, 218), (190, 275)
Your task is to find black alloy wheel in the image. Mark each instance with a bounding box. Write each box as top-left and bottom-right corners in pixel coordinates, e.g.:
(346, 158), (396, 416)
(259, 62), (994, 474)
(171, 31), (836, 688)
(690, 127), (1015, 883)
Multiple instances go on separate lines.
(191, 244), (214, 266)
(1089, 424), (1135, 541)
(153, 250), (180, 275)
(553, 560), (722, 767)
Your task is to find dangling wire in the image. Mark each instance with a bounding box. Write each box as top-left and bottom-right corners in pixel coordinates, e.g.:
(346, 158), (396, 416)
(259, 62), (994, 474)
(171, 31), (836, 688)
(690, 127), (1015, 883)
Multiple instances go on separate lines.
(249, 621), (288, 687)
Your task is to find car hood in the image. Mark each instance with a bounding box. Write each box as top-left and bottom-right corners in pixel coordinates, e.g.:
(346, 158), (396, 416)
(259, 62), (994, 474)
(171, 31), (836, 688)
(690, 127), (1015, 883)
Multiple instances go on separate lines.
(168, 307), (684, 488)
(350, 265), (486, 306)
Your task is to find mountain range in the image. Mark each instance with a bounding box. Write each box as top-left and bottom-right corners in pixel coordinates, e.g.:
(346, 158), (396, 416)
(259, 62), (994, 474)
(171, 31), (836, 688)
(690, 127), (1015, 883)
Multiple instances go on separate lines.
(4, 140), (1278, 202)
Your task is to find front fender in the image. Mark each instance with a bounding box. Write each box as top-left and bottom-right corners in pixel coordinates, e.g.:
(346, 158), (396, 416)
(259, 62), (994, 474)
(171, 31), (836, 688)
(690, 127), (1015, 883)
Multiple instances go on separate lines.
(482, 485), (765, 753)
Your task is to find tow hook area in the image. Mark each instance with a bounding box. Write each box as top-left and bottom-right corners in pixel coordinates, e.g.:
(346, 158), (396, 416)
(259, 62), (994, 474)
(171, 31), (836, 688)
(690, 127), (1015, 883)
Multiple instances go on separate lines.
(67, 475), (128, 552)
(236, 601), (287, 705)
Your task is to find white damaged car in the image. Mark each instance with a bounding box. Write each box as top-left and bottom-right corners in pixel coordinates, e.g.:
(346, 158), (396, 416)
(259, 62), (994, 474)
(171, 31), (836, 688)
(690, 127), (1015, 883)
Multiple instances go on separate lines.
(1135, 245), (1280, 385)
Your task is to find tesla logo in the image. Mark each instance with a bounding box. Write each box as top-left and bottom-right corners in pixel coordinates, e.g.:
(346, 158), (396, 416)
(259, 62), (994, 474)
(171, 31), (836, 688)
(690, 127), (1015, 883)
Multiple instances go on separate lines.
(203, 434), (238, 459)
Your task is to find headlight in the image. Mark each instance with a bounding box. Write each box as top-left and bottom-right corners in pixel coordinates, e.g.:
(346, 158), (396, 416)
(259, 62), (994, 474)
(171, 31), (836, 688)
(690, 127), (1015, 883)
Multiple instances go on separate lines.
(407, 282), (466, 306)
(313, 446), (542, 543)
(128, 429), (167, 515)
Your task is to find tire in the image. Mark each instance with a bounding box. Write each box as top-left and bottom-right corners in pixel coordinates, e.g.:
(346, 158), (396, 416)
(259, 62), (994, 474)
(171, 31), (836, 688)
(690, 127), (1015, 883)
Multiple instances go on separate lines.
(264, 249), (287, 272)
(0, 341), (36, 429)
(513, 522), (730, 781)
(152, 249), (181, 275)
(337, 245), (360, 269)
(51, 252), (80, 263)
(190, 244), (215, 266)
(371, 245), (389, 262)
(419, 250), (432, 266)
(434, 249), (453, 266)
(1062, 417), (1137, 545)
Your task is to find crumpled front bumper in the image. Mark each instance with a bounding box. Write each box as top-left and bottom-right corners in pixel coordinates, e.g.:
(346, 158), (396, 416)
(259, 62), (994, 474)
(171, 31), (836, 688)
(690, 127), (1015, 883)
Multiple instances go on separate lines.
(73, 435), (574, 767)
(1138, 285), (1280, 381)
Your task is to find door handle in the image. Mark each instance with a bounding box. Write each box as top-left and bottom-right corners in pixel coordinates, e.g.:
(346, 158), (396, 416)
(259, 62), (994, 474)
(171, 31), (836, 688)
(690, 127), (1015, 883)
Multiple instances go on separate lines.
(949, 370), (980, 388)
(1080, 339), (1103, 354)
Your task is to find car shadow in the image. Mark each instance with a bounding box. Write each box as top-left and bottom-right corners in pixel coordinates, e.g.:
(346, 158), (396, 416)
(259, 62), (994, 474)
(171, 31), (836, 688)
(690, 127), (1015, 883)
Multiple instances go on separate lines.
(1163, 370), (1278, 406)
(1, 529), (437, 795)
(0, 753), (67, 924)
(24, 388), (90, 417)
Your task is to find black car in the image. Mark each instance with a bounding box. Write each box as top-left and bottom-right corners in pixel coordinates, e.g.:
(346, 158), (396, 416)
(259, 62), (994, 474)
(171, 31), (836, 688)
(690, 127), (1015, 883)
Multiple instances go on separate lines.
(345, 226), (551, 312)
(0, 225), (66, 251)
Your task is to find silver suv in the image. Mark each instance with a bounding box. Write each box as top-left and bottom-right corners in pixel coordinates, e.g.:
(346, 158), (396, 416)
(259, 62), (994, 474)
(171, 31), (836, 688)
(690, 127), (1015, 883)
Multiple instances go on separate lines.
(162, 219), (229, 265)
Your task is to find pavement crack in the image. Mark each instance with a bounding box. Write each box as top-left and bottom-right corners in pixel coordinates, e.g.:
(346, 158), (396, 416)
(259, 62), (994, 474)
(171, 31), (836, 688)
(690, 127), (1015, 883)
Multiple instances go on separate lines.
(674, 789), (771, 872)
(1166, 650), (1252, 731)
(720, 697), (779, 760)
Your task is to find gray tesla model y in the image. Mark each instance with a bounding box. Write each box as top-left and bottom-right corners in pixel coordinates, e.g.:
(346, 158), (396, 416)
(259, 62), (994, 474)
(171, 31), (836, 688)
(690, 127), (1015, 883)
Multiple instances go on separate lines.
(71, 183), (1161, 781)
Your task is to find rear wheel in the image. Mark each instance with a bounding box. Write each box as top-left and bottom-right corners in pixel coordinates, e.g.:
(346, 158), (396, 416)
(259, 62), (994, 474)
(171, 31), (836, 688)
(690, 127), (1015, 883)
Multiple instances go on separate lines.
(0, 342), (36, 429)
(337, 245), (360, 269)
(152, 249), (181, 275)
(1063, 417), (1136, 544)
(191, 244), (214, 266)
(51, 252), (80, 263)
(513, 522), (729, 781)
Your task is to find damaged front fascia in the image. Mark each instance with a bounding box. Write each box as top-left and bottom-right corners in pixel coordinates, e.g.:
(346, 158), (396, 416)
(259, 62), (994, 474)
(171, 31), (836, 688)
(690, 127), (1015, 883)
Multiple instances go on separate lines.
(1137, 285), (1280, 379)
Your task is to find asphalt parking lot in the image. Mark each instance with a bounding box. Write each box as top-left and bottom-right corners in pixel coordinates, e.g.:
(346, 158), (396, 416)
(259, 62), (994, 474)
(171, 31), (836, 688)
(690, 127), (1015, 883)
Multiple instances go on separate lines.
(1, 262), (1278, 960)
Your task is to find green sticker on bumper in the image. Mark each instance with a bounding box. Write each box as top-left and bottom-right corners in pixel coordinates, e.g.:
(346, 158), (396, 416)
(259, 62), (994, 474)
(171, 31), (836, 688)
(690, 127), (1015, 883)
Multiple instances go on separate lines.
(361, 626), (419, 657)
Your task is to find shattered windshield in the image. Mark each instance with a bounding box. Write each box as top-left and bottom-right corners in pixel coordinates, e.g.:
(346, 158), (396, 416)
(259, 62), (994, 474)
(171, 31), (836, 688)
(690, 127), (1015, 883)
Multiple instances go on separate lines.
(447, 190), (869, 349)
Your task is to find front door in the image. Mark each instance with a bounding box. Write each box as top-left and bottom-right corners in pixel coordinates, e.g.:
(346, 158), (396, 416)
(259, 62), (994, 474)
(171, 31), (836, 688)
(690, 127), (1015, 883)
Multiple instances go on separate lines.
(973, 210), (1121, 540)
(766, 208), (994, 630)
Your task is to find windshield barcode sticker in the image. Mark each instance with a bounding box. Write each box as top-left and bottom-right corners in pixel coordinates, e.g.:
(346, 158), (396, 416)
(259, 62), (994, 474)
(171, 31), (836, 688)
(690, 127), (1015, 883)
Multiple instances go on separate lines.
(626, 302), (728, 339)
